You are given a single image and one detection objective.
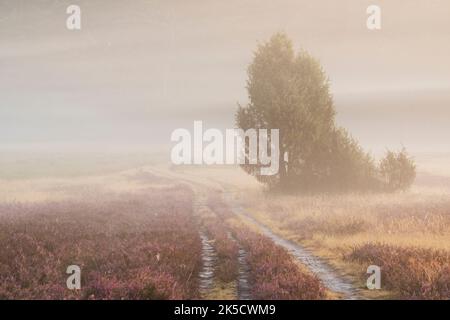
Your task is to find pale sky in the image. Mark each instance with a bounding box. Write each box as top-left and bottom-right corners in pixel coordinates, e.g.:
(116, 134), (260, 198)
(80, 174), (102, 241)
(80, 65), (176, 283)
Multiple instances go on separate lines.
(1, 0), (450, 153)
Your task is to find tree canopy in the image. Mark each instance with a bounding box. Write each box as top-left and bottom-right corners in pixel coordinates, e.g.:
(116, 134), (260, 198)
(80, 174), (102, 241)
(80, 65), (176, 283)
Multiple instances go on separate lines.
(236, 33), (415, 192)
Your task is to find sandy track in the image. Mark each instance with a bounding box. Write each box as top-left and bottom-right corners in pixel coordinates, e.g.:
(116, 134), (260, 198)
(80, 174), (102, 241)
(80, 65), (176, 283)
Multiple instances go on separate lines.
(224, 192), (360, 300)
(150, 166), (361, 299)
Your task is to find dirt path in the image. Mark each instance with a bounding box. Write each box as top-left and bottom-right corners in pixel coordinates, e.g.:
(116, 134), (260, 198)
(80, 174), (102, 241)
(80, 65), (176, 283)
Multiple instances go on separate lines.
(224, 192), (360, 300)
(148, 166), (360, 299)
(228, 233), (252, 300)
(236, 246), (252, 300)
(198, 232), (218, 298)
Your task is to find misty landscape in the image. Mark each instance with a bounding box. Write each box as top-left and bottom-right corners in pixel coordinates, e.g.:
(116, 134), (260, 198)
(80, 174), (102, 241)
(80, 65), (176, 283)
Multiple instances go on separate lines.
(0, 0), (449, 301)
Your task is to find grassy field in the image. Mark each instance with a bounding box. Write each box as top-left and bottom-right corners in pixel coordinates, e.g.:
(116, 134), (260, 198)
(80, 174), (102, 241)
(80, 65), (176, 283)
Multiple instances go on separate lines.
(0, 185), (202, 299)
(0, 151), (327, 300)
(0, 151), (449, 299)
(173, 153), (450, 299)
(231, 153), (450, 299)
(241, 189), (450, 299)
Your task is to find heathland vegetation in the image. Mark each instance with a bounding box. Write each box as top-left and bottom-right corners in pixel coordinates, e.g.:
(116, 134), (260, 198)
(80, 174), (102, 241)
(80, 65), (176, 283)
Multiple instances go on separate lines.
(0, 167), (328, 300)
(0, 33), (446, 301)
(0, 186), (202, 299)
(0, 152), (448, 300)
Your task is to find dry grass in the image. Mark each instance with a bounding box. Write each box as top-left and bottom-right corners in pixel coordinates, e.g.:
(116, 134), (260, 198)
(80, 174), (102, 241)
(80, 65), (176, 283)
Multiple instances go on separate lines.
(239, 189), (450, 299)
(346, 243), (450, 299)
(244, 190), (450, 249)
(154, 163), (450, 299)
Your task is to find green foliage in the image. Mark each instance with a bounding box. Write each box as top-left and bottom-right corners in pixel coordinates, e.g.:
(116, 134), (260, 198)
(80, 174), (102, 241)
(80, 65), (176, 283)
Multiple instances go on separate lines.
(328, 127), (378, 191)
(236, 33), (415, 193)
(379, 149), (416, 191)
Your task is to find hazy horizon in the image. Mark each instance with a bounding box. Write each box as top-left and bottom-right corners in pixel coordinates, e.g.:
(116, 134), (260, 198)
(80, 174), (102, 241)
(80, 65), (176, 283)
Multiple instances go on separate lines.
(1, 0), (450, 154)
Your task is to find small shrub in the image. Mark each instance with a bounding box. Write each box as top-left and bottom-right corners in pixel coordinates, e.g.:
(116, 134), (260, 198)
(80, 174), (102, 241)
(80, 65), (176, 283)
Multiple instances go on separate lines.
(379, 148), (416, 191)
